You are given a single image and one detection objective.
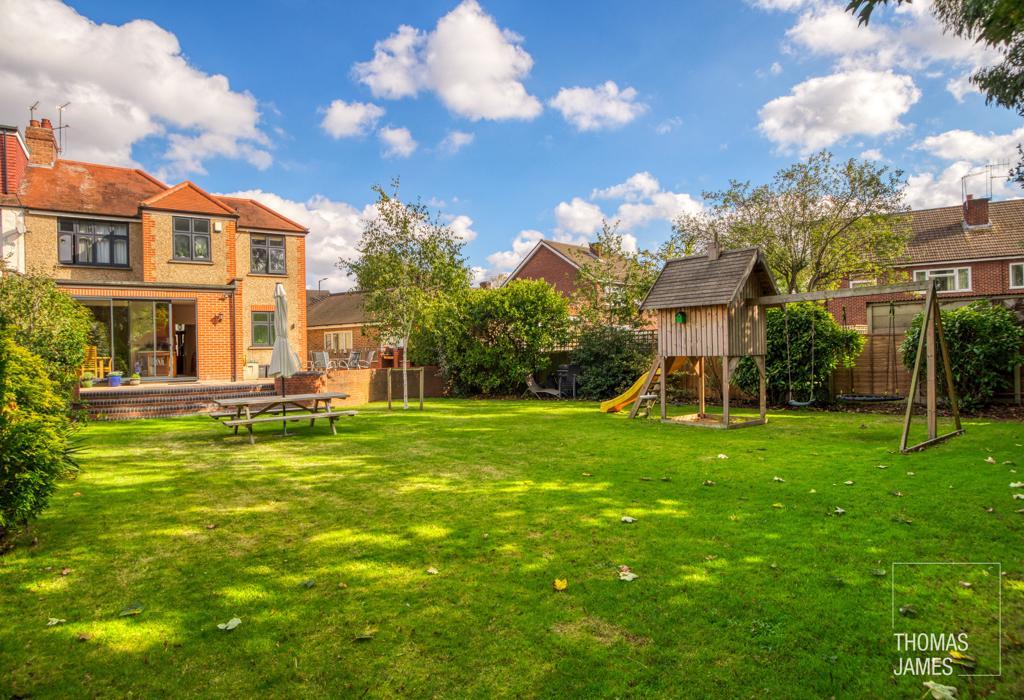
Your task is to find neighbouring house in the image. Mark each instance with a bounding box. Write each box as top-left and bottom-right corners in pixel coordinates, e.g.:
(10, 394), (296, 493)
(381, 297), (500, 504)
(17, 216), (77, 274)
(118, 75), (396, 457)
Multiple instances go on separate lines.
(306, 289), (399, 368)
(501, 239), (629, 298)
(827, 195), (1024, 401)
(0, 118), (308, 383)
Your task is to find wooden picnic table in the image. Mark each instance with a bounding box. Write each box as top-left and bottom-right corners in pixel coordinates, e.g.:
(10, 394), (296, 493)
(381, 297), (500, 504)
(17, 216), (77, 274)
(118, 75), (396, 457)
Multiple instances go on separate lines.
(211, 391), (354, 444)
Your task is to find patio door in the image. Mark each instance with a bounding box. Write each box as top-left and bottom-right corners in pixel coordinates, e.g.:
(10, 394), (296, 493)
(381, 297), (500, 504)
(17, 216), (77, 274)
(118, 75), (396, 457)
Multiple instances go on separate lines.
(129, 301), (173, 378)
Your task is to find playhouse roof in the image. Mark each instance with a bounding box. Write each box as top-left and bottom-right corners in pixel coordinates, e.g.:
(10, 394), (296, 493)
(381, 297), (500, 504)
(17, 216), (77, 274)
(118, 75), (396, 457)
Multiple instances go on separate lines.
(641, 247), (778, 311)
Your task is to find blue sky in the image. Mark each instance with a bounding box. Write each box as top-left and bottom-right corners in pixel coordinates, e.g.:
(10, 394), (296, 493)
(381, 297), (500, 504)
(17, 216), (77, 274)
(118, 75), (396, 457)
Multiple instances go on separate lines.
(2, 0), (1021, 288)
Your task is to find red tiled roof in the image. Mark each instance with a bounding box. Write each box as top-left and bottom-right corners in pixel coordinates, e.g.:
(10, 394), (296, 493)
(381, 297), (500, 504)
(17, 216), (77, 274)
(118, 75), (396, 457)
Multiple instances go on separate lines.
(900, 199), (1024, 264)
(141, 181), (237, 216)
(307, 290), (369, 327)
(220, 196), (307, 233)
(1, 160), (166, 217)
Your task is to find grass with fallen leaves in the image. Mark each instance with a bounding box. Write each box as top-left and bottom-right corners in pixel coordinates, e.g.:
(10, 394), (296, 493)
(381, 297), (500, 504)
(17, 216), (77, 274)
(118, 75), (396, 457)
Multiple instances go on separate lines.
(1, 400), (1022, 698)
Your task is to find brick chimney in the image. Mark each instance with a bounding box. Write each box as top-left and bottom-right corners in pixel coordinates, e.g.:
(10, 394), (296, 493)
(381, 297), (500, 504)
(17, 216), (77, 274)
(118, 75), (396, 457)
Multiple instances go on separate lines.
(24, 117), (57, 166)
(0, 125), (29, 194)
(963, 194), (990, 228)
(706, 241), (720, 261)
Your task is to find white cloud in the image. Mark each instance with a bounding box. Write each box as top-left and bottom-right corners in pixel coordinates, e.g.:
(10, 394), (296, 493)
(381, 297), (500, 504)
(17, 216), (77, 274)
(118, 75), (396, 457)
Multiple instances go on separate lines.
(786, 5), (884, 55)
(758, 69), (920, 152)
(224, 189), (375, 291)
(591, 171), (661, 202)
(549, 81), (647, 131)
(485, 229), (545, 272)
(446, 213), (478, 241)
(747, 0), (811, 10)
(377, 126), (417, 158)
(655, 116), (682, 135)
(914, 127), (1024, 164)
(770, 61), (784, 76)
(353, 0), (542, 121)
(0, 0), (269, 176)
(554, 197), (606, 235)
(905, 160), (1020, 210)
(320, 100), (385, 138)
(439, 130), (475, 154)
(615, 191), (703, 230)
(859, 148), (884, 160)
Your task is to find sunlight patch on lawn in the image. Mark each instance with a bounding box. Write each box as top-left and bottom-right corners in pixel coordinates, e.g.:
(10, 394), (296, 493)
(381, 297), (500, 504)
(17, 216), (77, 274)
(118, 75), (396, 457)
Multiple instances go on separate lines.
(309, 528), (409, 549)
(408, 524), (451, 540)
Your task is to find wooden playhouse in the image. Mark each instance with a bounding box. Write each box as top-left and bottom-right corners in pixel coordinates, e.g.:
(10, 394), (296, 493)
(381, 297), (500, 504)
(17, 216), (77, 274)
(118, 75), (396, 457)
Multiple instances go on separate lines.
(637, 245), (778, 428)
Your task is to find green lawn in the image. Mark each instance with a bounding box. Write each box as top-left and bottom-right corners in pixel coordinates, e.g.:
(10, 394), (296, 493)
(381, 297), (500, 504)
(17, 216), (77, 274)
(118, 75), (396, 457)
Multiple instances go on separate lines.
(1, 400), (1022, 698)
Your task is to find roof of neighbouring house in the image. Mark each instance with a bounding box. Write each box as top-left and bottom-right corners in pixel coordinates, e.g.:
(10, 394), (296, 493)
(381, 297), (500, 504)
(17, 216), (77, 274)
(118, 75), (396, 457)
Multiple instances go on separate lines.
(307, 290), (369, 327)
(899, 198), (1024, 265)
(0, 156), (307, 233)
(505, 239), (631, 285)
(641, 247), (778, 310)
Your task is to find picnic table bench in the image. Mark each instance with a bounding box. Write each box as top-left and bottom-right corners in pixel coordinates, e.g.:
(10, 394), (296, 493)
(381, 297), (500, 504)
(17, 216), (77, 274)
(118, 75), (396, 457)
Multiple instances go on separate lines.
(211, 392), (355, 444)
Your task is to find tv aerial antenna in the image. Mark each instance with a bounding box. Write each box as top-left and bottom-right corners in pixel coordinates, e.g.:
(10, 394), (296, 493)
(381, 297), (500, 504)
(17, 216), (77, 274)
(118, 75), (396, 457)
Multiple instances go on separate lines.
(56, 102), (71, 154)
(960, 162), (1010, 201)
(29, 101), (39, 123)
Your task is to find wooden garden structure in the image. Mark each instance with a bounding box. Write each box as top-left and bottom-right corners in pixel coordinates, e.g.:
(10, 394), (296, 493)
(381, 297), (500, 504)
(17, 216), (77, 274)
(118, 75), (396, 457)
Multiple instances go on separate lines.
(637, 245), (962, 452)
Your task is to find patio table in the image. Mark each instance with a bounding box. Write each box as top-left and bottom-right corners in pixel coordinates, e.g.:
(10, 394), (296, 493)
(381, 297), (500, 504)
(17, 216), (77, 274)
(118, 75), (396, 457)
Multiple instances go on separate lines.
(211, 391), (352, 443)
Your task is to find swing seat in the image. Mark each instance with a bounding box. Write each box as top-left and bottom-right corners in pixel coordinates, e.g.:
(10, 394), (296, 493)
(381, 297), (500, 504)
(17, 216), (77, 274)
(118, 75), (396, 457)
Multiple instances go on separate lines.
(787, 399), (815, 407)
(836, 393), (903, 403)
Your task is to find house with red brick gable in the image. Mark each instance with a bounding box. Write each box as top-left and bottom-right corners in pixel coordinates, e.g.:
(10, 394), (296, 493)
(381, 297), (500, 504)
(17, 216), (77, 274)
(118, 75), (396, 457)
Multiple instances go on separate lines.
(0, 117), (308, 383)
(827, 195), (1024, 401)
(501, 239), (631, 298)
(306, 289), (400, 368)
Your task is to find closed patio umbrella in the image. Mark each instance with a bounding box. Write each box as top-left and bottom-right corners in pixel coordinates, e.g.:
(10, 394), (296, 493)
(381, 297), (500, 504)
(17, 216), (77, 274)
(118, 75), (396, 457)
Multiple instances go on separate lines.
(268, 283), (301, 433)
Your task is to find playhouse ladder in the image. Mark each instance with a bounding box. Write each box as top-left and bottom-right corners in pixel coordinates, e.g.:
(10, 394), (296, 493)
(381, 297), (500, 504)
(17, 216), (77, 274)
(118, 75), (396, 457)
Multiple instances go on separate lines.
(629, 357), (666, 419)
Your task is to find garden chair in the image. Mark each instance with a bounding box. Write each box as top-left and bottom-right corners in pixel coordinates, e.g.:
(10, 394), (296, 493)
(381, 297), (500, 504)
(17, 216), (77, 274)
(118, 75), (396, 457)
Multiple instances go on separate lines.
(358, 350), (377, 369)
(525, 374), (561, 399)
(338, 351), (361, 369)
(310, 351), (333, 371)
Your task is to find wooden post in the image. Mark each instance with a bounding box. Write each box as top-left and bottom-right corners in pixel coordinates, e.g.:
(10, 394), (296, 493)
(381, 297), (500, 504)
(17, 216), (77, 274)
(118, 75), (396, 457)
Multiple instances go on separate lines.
(419, 367), (425, 410)
(755, 355), (767, 421)
(933, 304), (961, 432)
(697, 357), (706, 417)
(659, 355), (667, 420)
(900, 285), (935, 452)
(1015, 363), (1022, 406)
(721, 354), (730, 426)
(925, 299), (937, 440)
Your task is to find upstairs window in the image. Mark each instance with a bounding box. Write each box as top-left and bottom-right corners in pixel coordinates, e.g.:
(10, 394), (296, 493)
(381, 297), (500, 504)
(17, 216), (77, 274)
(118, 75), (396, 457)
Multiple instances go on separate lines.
(58, 219), (129, 267)
(251, 311), (275, 347)
(250, 235), (286, 274)
(172, 217), (211, 262)
(914, 267), (971, 292)
(325, 330), (353, 351)
(1011, 263), (1024, 289)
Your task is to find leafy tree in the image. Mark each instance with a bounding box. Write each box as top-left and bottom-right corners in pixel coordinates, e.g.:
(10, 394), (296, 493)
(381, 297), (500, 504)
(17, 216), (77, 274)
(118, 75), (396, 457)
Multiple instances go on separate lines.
(733, 303), (864, 404)
(670, 151), (910, 293)
(571, 220), (660, 329)
(0, 271), (91, 393)
(900, 300), (1024, 409)
(429, 280), (571, 395)
(848, 0), (1024, 187)
(0, 332), (79, 541)
(342, 181), (471, 408)
(570, 326), (655, 400)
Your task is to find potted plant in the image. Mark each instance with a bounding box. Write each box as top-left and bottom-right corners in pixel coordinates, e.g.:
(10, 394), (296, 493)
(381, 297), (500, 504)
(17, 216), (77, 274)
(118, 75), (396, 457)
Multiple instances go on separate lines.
(107, 371), (123, 388)
(80, 371), (94, 388)
(128, 372), (142, 386)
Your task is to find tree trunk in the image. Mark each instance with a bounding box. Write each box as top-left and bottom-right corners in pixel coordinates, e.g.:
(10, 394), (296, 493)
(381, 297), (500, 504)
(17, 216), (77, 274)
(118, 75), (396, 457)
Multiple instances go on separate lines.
(402, 335), (409, 410)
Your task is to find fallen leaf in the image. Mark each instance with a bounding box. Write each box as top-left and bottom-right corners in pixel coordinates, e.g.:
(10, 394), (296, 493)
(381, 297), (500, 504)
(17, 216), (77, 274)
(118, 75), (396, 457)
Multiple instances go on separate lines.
(217, 617), (242, 631)
(640, 477), (653, 482)
(906, 472), (916, 476)
(984, 506), (995, 513)
(893, 513), (913, 525)
(899, 604), (918, 618)
(119, 603), (143, 617)
(553, 578), (568, 592)
(1014, 494), (1024, 500)
(702, 480), (716, 486)
(959, 581), (972, 589)
(581, 472), (592, 477)
(877, 464), (888, 469)
(870, 568), (887, 577)
(773, 476), (785, 482)
(809, 488), (817, 494)
(338, 582), (348, 589)
(76, 633), (91, 642)
(300, 579), (315, 589)
(660, 476), (671, 482)
(892, 491), (904, 497)
(46, 618), (65, 627)
(717, 454), (729, 460)
(620, 516), (637, 523)
(703, 555), (717, 561)
(72, 492), (82, 497)
(60, 568), (71, 576)
(922, 680), (958, 699)
(352, 627), (376, 642)
(1010, 482), (1024, 488)
(772, 502), (784, 509)
(728, 514), (739, 521)
(832, 506), (846, 516)
(206, 523), (217, 530)
(844, 480), (854, 486)
(985, 456), (997, 464)
(426, 567), (439, 575)
(618, 571), (639, 581)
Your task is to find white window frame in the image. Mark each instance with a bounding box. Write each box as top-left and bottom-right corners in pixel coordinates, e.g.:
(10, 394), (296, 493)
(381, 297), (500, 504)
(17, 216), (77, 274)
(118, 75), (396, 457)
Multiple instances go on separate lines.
(913, 267), (972, 293)
(1010, 262), (1024, 290)
(849, 278), (876, 289)
(324, 330), (354, 352)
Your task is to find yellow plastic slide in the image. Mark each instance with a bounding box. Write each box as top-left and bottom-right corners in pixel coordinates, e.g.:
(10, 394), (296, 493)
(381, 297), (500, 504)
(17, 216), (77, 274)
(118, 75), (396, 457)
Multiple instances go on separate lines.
(600, 357), (688, 413)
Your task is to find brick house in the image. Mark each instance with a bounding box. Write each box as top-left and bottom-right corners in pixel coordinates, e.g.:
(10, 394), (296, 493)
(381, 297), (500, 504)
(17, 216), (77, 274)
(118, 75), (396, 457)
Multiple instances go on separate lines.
(307, 289), (398, 368)
(827, 195), (1024, 399)
(0, 118), (308, 382)
(501, 239), (630, 298)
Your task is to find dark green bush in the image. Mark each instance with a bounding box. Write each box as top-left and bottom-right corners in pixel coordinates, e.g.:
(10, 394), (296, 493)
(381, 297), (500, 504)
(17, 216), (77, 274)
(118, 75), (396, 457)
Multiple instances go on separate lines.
(571, 326), (655, 400)
(0, 334), (78, 540)
(901, 301), (1024, 409)
(0, 272), (91, 392)
(430, 280), (571, 395)
(734, 302), (864, 404)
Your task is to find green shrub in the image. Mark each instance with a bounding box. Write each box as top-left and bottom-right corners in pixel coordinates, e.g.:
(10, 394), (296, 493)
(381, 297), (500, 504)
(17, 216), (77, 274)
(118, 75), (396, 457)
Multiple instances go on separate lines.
(0, 334), (79, 540)
(734, 302), (864, 404)
(0, 272), (91, 392)
(429, 280), (571, 395)
(901, 301), (1024, 409)
(571, 326), (655, 400)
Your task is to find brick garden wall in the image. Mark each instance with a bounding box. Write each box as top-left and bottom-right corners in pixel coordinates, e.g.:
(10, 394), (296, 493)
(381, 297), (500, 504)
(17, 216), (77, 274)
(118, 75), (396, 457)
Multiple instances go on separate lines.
(277, 367), (446, 405)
